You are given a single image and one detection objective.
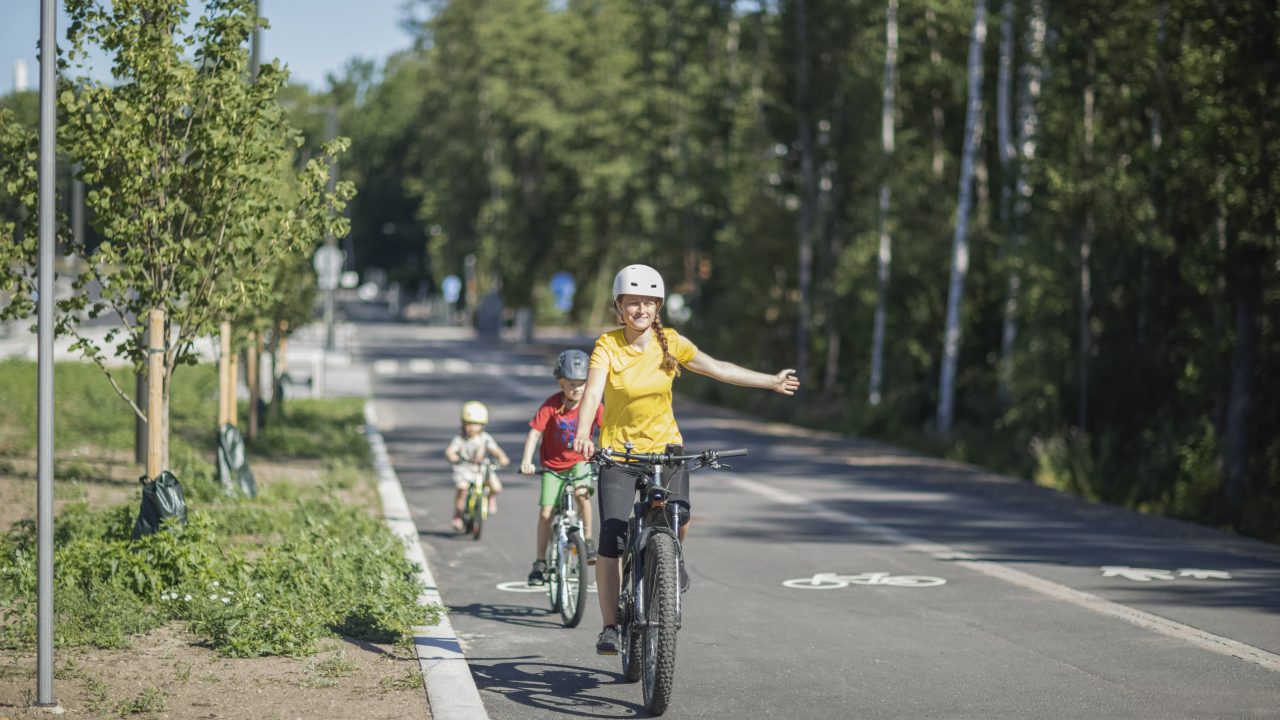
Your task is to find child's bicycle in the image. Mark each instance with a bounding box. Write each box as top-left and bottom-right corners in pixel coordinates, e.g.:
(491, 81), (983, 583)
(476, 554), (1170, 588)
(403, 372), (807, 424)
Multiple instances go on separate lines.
(459, 458), (498, 540)
(593, 444), (746, 716)
(540, 466), (592, 628)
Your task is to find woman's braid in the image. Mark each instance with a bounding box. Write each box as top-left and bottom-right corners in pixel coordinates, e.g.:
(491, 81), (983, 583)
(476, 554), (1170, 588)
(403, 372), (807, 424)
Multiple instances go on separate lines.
(652, 315), (681, 376)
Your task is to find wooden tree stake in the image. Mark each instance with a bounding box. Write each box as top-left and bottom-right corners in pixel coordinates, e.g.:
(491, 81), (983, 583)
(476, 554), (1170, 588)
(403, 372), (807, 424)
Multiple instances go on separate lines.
(247, 331), (260, 439)
(219, 321), (231, 427)
(146, 309), (165, 478)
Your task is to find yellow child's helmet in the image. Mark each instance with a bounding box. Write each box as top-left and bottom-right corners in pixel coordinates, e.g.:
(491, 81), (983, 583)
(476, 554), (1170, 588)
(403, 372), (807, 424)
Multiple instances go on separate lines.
(461, 400), (489, 425)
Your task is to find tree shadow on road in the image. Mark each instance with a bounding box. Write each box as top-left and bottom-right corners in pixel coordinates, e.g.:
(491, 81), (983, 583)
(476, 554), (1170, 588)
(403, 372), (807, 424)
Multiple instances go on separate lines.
(471, 660), (643, 718)
(449, 602), (564, 630)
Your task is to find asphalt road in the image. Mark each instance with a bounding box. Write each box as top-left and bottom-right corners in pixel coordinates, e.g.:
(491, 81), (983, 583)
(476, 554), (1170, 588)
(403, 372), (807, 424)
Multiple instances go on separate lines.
(358, 321), (1280, 720)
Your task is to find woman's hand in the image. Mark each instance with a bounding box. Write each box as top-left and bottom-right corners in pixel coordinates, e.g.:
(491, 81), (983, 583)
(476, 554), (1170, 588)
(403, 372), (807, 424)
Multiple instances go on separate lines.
(572, 434), (596, 458)
(772, 369), (800, 396)
(520, 461), (536, 475)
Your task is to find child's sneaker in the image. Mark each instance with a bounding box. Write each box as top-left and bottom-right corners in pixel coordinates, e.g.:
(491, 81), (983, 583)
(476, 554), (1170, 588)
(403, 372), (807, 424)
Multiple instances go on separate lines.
(488, 497), (498, 515)
(527, 560), (547, 586)
(451, 515), (464, 533)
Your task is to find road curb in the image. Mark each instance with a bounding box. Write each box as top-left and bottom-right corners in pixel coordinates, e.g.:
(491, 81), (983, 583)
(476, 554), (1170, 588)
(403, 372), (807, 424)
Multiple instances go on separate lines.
(365, 401), (489, 720)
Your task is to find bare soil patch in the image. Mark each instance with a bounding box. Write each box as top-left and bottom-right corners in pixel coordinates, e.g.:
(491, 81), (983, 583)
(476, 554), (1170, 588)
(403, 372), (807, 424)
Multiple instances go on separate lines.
(0, 624), (425, 719)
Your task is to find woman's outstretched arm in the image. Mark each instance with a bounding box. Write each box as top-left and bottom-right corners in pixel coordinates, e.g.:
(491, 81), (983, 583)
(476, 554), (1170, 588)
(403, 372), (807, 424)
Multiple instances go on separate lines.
(684, 352), (800, 395)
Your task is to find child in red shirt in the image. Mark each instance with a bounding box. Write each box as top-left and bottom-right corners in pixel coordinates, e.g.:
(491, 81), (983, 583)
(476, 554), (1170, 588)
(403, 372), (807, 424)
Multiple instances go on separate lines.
(519, 349), (603, 585)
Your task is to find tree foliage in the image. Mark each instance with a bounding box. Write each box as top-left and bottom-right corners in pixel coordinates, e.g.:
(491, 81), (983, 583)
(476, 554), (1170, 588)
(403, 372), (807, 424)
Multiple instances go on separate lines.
(0, 0), (352, 465)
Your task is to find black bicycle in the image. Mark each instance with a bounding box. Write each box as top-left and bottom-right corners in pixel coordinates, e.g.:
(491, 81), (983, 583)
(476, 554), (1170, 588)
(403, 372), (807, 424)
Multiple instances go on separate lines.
(593, 443), (747, 716)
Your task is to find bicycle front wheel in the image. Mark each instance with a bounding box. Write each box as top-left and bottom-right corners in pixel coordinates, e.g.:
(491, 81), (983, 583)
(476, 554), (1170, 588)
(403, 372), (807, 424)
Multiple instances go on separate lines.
(558, 532), (588, 628)
(642, 533), (679, 715)
(471, 487), (486, 540)
(545, 534), (562, 612)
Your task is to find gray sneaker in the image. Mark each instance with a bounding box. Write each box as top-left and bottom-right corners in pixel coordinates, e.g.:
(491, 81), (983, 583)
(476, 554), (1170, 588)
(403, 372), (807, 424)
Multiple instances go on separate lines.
(595, 625), (620, 655)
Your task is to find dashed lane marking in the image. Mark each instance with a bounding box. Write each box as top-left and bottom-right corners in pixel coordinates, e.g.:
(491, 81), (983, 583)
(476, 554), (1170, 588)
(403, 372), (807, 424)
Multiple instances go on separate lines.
(408, 359), (436, 374)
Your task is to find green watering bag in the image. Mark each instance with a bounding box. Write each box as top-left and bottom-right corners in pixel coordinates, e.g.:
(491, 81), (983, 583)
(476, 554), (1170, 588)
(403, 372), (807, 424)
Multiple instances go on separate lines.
(216, 423), (257, 498)
(132, 470), (188, 539)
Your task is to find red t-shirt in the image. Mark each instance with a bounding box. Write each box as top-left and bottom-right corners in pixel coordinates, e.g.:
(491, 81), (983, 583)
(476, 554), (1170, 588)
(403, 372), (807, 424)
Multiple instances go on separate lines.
(529, 392), (603, 471)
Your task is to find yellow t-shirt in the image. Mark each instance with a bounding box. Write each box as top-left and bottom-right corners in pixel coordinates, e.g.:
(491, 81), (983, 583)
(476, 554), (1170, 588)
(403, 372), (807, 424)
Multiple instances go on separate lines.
(590, 327), (699, 453)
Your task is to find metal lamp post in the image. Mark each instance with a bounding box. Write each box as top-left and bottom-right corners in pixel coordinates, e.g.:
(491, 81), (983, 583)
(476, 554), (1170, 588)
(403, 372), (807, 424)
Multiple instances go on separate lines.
(36, 0), (59, 708)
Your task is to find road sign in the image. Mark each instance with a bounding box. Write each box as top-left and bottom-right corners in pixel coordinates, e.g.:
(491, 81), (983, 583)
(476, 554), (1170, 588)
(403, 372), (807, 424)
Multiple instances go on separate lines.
(313, 245), (344, 291)
(442, 275), (462, 303)
(549, 272), (575, 312)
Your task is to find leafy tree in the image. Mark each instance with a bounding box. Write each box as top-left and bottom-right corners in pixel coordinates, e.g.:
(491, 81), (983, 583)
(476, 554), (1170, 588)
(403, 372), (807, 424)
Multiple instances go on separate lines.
(0, 0), (350, 469)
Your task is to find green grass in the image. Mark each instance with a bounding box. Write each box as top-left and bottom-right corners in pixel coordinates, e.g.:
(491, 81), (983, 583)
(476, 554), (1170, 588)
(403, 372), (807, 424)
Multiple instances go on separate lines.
(0, 359), (221, 456)
(0, 359), (439, 656)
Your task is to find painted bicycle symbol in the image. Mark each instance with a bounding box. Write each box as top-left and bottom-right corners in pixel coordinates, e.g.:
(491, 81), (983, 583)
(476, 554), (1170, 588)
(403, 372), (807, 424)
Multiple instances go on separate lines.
(782, 572), (947, 589)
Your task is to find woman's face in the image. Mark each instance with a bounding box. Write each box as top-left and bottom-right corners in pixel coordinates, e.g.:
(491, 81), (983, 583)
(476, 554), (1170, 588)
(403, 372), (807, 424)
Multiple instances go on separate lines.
(616, 294), (660, 332)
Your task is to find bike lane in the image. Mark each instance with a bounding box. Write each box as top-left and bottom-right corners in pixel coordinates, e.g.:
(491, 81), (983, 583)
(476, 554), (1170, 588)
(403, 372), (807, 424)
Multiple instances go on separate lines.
(359, 324), (1279, 719)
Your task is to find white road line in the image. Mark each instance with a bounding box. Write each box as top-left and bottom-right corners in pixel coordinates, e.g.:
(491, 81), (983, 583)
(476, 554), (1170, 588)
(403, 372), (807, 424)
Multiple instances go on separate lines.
(373, 359), (400, 376)
(728, 474), (1280, 674)
(366, 402), (488, 720)
(477, 362), (506, 376)
(408, 359), (436, 374)
(443, 358), (473, 373)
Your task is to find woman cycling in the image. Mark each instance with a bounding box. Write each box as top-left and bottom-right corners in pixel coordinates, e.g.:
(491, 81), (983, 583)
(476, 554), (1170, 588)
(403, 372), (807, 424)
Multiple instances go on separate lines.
(571, 263), (799, 655)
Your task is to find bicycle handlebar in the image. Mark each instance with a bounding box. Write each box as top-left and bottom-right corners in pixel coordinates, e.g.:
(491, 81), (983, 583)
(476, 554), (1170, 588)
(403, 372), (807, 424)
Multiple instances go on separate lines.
(594, 447), (748, 466)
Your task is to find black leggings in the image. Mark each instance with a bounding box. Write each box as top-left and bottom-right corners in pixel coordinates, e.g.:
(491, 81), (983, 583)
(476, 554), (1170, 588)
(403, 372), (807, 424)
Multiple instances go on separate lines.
(596, 450), (690, 559)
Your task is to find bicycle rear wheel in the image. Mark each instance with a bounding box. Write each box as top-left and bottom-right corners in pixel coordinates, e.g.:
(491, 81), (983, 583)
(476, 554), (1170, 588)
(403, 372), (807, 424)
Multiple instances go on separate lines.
(559, 532), (588, 628)
(642, 532), (679, 715)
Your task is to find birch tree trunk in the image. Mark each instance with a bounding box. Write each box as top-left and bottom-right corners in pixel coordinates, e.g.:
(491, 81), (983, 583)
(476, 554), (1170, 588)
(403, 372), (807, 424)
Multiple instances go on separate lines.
(794, 0), (816, 390)
(936, 0), (988, 435)
(869, 0), (898, 406)
(1078, 52), (1096, 430)
(821, 92), (845, 394)
(996, 0), (1015, 233)
(926, 8), (945, 181)
(998, 0), (1047, 400)
(1139, 2), (1168, 348)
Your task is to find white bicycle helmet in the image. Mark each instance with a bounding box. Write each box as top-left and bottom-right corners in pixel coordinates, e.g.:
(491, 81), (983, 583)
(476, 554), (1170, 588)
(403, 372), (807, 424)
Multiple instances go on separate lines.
(612, 264), (665, 301)
(460, 400), (489, 425)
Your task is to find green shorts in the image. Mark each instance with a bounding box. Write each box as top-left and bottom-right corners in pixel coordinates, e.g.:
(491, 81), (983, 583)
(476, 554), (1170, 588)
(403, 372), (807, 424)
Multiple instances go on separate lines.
(539, 462), (595, 508)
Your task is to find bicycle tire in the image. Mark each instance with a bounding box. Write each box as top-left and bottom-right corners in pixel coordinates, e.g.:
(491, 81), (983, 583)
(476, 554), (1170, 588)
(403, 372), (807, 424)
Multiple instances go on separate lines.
(471, 487), (486, 541)
(620, 553), (642, 683)
(461, 488), (476, 535)
(642, 533), (679, 715)
(545, 533), (562, 612)
(559, 532), (588, 628)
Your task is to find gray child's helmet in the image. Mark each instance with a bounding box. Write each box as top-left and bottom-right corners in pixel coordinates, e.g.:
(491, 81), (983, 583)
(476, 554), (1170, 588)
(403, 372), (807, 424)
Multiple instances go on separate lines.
(554, 349), (590, 381)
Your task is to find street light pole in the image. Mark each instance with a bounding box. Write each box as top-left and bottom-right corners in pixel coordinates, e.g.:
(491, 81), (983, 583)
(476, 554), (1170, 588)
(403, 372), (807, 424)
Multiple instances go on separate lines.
(36, 0), (58, 708)
(250, 0), (261, 80)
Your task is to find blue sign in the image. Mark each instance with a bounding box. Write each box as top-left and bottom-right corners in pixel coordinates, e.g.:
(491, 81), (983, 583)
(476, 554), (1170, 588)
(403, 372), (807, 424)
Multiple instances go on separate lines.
(442, 275), (462, 303)
(549, 272), (576, 312)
